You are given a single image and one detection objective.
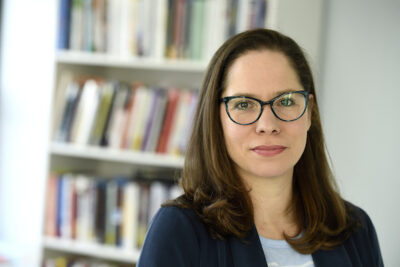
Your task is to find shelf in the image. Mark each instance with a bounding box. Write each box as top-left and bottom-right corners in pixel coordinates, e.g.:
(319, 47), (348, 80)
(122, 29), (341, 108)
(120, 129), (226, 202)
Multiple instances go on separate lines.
(50, 143), (184, 169)
(42, 237), (140, 263)
(56, 51), (208, 72)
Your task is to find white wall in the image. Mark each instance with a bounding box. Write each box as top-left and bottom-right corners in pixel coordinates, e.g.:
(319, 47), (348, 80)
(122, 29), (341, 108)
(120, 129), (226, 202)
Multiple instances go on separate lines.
(0, 0), (55, 265)
(320, 0), (400, 266)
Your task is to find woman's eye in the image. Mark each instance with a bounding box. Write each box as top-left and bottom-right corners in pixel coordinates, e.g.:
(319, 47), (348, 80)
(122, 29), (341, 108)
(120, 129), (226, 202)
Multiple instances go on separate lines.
(234, 101), (253, 110)
(237, 102), (249, 109)
(280, 98), (294, 106)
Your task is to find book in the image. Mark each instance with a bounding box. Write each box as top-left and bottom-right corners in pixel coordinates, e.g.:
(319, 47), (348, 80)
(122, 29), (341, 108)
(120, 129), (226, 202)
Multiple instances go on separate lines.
(119, 0), (136, 56)
(174, 0), (185, 58)
(249, 0), (267, 29)
(70, 79), (100, 145)
(52, 72), (74, 140)
(166, 90), (193, 155)
(75, 174), (95, 242)
(105, 179), (118, 245)
(106, 0), (122, 55)
(148, 181), (169, 222)
(121, 181), (140, 250)
(179, 91), (198, 153)
(82, 0), (94, 51)
(94, 179), (107, 243)
(136, 182), (150, 247)
(45, 173), (58, 236)
(119, 84), (137, 149)
(226, 0), (239, 38)
(189, 0), (205, 60)
(156, 89), (180, 153)
(153, 0), (168, 58)
(71, 178), (78, 240)
(141, 88), (161, 151)
(92, 0), (107, 52)
(183, 0), (193, 58)
(59, 174), (73, 239)
(57, 0), (71, 50)
(236, 0), (251, 33)
(165, 0), (176, 58)
(69, 0), (84, 50)
(115, 179), (126, 246)
(143, 89), (168, 152)
(103, 82), (130, 147)
(89, 81), (116, 146)
(129, 86), (153, 150)
(55, 81), (81, 142)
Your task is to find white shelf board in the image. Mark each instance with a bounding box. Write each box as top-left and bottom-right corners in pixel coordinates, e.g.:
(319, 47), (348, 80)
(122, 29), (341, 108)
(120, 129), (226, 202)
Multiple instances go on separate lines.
(50, 143), (184, 169)
(56, 51), (208, 72)
(42, 236), (140, 263)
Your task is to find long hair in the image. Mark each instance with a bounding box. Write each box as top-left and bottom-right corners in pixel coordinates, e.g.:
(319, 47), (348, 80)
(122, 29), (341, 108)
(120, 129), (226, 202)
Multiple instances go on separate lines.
(167, 29), (356, 254)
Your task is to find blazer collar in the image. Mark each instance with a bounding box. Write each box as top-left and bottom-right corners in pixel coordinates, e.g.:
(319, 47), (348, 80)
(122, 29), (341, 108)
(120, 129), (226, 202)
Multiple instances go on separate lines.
(228, 226), (267, 267)
(228, 226), (353, 267)
(312, 246), (353, 267)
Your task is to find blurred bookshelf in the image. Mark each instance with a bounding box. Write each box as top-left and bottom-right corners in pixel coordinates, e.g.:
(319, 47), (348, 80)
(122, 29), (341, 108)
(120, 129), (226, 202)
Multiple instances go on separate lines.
(42, 0), (322, 266)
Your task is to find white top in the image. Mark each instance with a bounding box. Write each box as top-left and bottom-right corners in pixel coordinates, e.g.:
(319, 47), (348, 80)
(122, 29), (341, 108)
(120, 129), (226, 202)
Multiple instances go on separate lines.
(259, 235), (315, 267)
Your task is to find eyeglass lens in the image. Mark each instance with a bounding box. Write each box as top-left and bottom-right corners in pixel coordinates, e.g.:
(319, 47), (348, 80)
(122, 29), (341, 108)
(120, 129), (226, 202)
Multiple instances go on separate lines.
(226, 92), (307, 124)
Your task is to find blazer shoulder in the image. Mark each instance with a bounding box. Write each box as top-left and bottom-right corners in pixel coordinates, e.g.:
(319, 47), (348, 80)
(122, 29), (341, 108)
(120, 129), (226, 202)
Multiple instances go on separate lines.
(345, 201), (377, 233)
(137, 206), (204, 267)
(344, 201), (384, 266)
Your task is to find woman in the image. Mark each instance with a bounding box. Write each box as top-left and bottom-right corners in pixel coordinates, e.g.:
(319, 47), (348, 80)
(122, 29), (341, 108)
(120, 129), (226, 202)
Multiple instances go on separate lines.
(137, 29), (384, 267)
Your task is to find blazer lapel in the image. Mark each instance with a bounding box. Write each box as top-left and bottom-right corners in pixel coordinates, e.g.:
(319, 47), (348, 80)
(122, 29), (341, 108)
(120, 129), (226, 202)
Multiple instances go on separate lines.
(228, 226), (268, 267)
(312, 245), (353, 267)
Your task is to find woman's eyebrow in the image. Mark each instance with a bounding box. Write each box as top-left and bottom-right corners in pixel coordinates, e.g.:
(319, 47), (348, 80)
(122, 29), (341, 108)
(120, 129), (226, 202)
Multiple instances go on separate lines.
(229, 89), (299, 98)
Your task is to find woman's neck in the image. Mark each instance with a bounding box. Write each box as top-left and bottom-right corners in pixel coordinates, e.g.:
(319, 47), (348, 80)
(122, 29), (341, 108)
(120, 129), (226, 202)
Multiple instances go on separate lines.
(241, 170), (300, 240)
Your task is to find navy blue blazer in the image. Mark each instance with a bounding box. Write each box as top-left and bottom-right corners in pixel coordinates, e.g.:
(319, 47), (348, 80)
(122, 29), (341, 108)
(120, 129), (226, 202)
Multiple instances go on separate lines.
(137, 204), (384, 267)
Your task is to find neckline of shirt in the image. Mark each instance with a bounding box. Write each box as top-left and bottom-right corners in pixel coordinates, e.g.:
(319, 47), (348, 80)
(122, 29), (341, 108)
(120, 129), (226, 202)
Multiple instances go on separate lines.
(259, 235), (291, 249)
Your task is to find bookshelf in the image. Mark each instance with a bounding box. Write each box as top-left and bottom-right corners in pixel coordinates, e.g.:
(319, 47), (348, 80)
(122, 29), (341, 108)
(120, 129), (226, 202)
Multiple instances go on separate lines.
(42, 0), (323, 266)
(43, 237), (140, 264)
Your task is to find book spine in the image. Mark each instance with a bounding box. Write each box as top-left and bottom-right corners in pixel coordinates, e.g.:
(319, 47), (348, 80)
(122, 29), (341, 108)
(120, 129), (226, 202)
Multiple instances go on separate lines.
(120, 85), (137, 149)
(121, 181), (140, 250)
(105, 180), (117, 245)
(136, 182), (150, 248)
(57, 0), (72, 50)
(45, 173), (58, 236)
(69, 0), (84, 50)
(141, 88), (159, 150)
(95, 179), (106, 243)
(153, 0), (168, 59)
(156, 89), (177, 153)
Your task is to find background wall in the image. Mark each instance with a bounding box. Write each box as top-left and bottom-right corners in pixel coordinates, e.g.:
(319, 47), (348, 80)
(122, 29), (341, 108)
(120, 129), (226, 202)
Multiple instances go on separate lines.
(320, 1), (400, 266)
(0, 0), (398, 266)
(0, 0), (56, 265)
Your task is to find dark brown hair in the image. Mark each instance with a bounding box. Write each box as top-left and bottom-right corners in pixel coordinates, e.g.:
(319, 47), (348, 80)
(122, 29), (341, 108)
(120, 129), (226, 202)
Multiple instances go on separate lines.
(168, 28), (356, 254)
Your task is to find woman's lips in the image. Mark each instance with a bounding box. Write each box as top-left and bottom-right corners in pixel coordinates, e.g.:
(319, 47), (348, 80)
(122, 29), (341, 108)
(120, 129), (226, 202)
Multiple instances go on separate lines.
(251, 145), (287, 156)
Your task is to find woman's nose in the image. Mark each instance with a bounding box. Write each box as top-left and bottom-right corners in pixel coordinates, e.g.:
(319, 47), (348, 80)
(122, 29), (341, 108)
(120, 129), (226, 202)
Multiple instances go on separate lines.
(255, 105), (281, 135)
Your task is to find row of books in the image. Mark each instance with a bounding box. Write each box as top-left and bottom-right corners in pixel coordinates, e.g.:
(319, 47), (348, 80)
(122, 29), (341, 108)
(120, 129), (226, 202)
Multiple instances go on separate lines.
(44, 172), (182, 249)
(53, 74), (198, 155)
(43, 256), (130, 267)
(58, 0), (268, 60)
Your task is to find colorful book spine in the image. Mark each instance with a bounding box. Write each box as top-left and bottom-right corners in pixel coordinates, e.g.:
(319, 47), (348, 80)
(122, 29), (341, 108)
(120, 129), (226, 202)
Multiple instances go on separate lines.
(59, 0), (269, 60)
(55, 78), (197, 155)
(156, 89), (180, 153)
(45, 172), (179, 249)
(57, 0), (71, 50)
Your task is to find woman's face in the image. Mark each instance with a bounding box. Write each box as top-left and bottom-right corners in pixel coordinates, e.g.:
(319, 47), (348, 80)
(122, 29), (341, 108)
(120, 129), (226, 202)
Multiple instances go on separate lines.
(220, 50), (313, 182)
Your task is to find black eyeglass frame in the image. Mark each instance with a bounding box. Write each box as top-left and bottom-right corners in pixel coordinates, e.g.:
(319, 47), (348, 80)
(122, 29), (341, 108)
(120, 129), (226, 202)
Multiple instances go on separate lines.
(220, 90), (310, 125)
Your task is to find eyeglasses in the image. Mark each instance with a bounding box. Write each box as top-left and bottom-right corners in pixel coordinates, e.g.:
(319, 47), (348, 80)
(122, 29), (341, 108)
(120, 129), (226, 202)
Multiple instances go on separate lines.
(220, 91), (310, 125)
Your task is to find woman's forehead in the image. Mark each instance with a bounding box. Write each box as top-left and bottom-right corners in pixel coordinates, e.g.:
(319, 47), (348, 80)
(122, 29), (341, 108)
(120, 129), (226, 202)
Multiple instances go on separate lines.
(222, 50), (302, 98)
